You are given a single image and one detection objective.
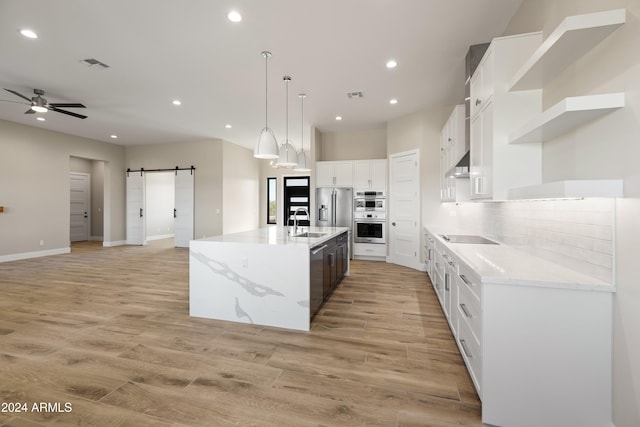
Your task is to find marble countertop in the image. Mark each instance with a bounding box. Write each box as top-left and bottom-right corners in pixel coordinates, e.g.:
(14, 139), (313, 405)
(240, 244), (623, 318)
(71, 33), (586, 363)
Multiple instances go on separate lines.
(195, 226), (349, 248)
(425, 226), (615, 293)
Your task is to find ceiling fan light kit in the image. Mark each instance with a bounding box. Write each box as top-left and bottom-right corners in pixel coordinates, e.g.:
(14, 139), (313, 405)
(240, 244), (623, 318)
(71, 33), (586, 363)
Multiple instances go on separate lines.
(2, 88), (87, 119)
(254, 51), (279, 159)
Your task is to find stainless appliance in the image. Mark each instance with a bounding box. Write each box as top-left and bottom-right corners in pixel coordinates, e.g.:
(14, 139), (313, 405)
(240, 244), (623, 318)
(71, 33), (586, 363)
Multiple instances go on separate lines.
(354, 211), (386, 244)
(316, 187), (353, 256)
(354, 190), (385, 212)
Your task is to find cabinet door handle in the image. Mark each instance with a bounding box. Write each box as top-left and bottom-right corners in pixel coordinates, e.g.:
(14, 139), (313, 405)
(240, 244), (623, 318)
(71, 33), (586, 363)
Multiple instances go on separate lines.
(445, 273), (450, 291)
(475, 98), (481, 106)
(459, 274), (472, 286)
(173, 208), (177, 218)
(459, 303), (472, 318)
(311, 244), (328, 255)
(459, 339), (473, 358)
(139, 208), (143, 218)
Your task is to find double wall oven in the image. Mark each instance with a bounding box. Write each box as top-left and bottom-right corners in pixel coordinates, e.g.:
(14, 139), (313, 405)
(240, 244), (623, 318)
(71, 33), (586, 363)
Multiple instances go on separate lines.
(353, 191), (386, 244)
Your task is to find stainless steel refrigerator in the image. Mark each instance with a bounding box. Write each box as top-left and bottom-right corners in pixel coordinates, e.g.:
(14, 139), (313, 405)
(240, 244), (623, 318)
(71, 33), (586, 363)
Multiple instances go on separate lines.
(316, 187), (353, 257)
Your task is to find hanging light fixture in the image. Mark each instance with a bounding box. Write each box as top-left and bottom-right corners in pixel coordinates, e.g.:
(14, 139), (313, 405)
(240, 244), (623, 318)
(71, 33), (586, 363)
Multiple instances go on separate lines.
(254, 51), (279, 159)
(293, 93), (311, 173)
(275, 75), (298, 167)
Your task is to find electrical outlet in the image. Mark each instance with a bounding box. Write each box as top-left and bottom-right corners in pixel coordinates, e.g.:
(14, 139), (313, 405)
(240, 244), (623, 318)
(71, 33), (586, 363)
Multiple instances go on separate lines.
(39, 240), (44, 246)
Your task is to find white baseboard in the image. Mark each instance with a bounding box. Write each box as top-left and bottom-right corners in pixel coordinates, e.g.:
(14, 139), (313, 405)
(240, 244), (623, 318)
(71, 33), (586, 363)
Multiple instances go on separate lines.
(103, 240), (126, 247)
(90, 235), (104, 242)
(0, 247), (70, 263)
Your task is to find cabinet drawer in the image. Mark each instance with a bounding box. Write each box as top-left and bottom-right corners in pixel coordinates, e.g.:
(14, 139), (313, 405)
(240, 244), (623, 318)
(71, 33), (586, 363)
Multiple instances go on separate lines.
(353, 243), (386, 257)
(458, 275), (481, 343)
(458, 261), (481, 299)
(457, 312), (482, 397)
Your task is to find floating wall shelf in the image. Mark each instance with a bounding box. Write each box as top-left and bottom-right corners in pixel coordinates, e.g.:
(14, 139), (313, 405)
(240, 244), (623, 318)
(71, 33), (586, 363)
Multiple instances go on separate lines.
(507, 180), (623, 200)
(509, 9), (626, 91)
(508, 93), (625, 144)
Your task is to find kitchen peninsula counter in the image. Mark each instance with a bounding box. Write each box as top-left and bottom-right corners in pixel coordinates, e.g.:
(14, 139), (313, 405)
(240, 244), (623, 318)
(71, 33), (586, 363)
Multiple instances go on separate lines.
(189, 226), (349, 331)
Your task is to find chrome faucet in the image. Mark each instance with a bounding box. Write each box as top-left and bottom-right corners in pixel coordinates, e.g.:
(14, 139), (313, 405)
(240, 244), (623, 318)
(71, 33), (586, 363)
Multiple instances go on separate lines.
(292, 207), (310, 235)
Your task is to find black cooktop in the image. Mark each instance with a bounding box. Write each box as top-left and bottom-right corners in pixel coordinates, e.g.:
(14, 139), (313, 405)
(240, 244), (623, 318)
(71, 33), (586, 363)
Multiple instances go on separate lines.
(440, 234), (499, 245)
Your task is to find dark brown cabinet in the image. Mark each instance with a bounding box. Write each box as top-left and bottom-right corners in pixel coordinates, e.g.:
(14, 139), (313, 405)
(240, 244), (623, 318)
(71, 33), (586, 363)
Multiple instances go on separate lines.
(323, 232), (349, 300)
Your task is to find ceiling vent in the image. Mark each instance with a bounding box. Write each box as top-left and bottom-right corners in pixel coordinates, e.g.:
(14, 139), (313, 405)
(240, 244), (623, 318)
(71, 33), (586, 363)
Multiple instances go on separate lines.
(80, 58), (110, 69)
(347, 91), (363, 99)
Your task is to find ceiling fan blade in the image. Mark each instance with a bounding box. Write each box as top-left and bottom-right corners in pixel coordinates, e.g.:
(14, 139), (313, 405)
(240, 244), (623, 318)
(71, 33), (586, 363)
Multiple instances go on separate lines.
(49, 103), (86, 108)
(24, 109), (35, 114)
(4, 88), (32, 102)
(50, 106), (87, 119)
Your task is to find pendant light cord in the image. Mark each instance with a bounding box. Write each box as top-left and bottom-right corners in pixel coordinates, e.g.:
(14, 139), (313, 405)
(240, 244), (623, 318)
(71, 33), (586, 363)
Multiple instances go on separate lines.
(285, 77), (289, 141)
(300, 94), (305, 150)
(264, 53), (268, 127)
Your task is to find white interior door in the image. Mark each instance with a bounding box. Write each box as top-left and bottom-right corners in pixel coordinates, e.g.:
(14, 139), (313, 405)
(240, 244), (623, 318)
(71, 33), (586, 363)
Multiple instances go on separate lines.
(389, 150), (421, 270)
(174, 169), (194, 248)
(126, 171), (146, 245)
(70, 172), (90, 242)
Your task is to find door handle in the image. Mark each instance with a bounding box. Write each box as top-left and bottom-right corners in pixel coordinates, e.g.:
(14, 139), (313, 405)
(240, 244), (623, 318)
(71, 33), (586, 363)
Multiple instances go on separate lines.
(392, 222), (396, 226)
(139, 208), (143, 218)
(84, 211), (88, 219)
(174, 208), (177, 218)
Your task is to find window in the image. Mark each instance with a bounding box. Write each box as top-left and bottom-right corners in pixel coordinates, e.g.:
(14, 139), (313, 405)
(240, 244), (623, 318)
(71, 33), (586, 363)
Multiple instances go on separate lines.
(283, 176), (310, 226)
(267, 177), (277, 224)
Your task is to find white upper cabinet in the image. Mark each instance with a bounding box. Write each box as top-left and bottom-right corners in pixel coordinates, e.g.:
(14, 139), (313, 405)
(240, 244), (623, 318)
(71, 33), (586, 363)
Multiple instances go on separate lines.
(469, 32), (543, 200)
(470, 48), (494, 119)
(440, 105), (465, 202)
(353, 159), (386, 190)
(316, 161), (353, 187)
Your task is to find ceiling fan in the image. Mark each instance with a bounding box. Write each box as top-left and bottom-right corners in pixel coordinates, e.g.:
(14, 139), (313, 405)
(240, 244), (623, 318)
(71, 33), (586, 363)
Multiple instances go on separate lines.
(2, 88), (87, 119)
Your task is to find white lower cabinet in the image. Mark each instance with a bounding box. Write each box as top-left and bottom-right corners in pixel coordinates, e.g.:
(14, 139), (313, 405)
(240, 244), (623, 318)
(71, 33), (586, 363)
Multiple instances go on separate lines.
(353, 243), (386, 258)
(424, 227), (613, 427)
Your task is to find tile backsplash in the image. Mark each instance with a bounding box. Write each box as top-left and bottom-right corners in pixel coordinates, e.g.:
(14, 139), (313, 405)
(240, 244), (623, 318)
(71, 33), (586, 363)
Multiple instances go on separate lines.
(453, 198), (615, 284)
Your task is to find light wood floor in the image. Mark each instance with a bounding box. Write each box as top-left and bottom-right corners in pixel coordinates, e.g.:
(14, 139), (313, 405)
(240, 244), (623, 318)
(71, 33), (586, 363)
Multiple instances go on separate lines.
(0, 240), (481, 426)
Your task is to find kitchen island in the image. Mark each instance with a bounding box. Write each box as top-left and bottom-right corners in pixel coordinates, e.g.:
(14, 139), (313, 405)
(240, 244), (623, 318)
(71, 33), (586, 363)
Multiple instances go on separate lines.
(189, 226), (349, 331)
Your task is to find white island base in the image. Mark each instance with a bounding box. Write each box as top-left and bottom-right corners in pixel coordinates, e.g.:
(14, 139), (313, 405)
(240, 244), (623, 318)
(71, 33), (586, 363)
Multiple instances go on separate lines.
(189, 226), (348, 331)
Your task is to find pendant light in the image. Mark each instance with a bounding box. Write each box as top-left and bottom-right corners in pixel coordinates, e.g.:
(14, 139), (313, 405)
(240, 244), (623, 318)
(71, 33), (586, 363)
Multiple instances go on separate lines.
(293, 93), (311, 172)
(276, 76), (298, 167)
(254, 51), (279, 159)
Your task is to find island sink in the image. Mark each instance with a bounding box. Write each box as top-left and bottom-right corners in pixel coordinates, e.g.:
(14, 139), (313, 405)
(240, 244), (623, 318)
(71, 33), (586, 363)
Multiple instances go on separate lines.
(294, 232), (327, 238)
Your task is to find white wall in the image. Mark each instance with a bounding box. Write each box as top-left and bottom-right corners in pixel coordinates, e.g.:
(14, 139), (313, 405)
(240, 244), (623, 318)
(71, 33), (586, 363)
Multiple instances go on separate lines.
(319, 127), (387, 161)
(0, 119), (125, 258)
(503, 2), (640, 425)
(222, 141), (260, 234)
(125, 140), (224, 239)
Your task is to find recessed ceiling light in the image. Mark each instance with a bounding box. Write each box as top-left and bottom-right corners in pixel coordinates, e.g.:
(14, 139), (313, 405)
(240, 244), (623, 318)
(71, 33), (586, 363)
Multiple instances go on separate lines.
(386, 59), (397, 69)
(389, 98), (398, 105)
(227, 10), (242, 22)
(172, 100), (182, 106)
(225, 124), (232, 129)
(19, 29), (38, 39)
(110, 135), (118, 139)
(335, 116), (343, 121)
(36, 117), (46, 121)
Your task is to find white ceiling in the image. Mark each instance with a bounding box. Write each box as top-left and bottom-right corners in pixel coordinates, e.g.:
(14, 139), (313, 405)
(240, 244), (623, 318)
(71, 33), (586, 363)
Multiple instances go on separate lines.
(0, 0), (523, 149)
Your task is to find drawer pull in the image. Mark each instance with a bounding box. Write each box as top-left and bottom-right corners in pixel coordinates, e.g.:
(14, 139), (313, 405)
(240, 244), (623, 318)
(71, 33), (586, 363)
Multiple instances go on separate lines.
(445, 273), (450, 291)
(460, 303), (472, 318)
(459, 339), (473, 358)
(459, 274), (472, 286)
